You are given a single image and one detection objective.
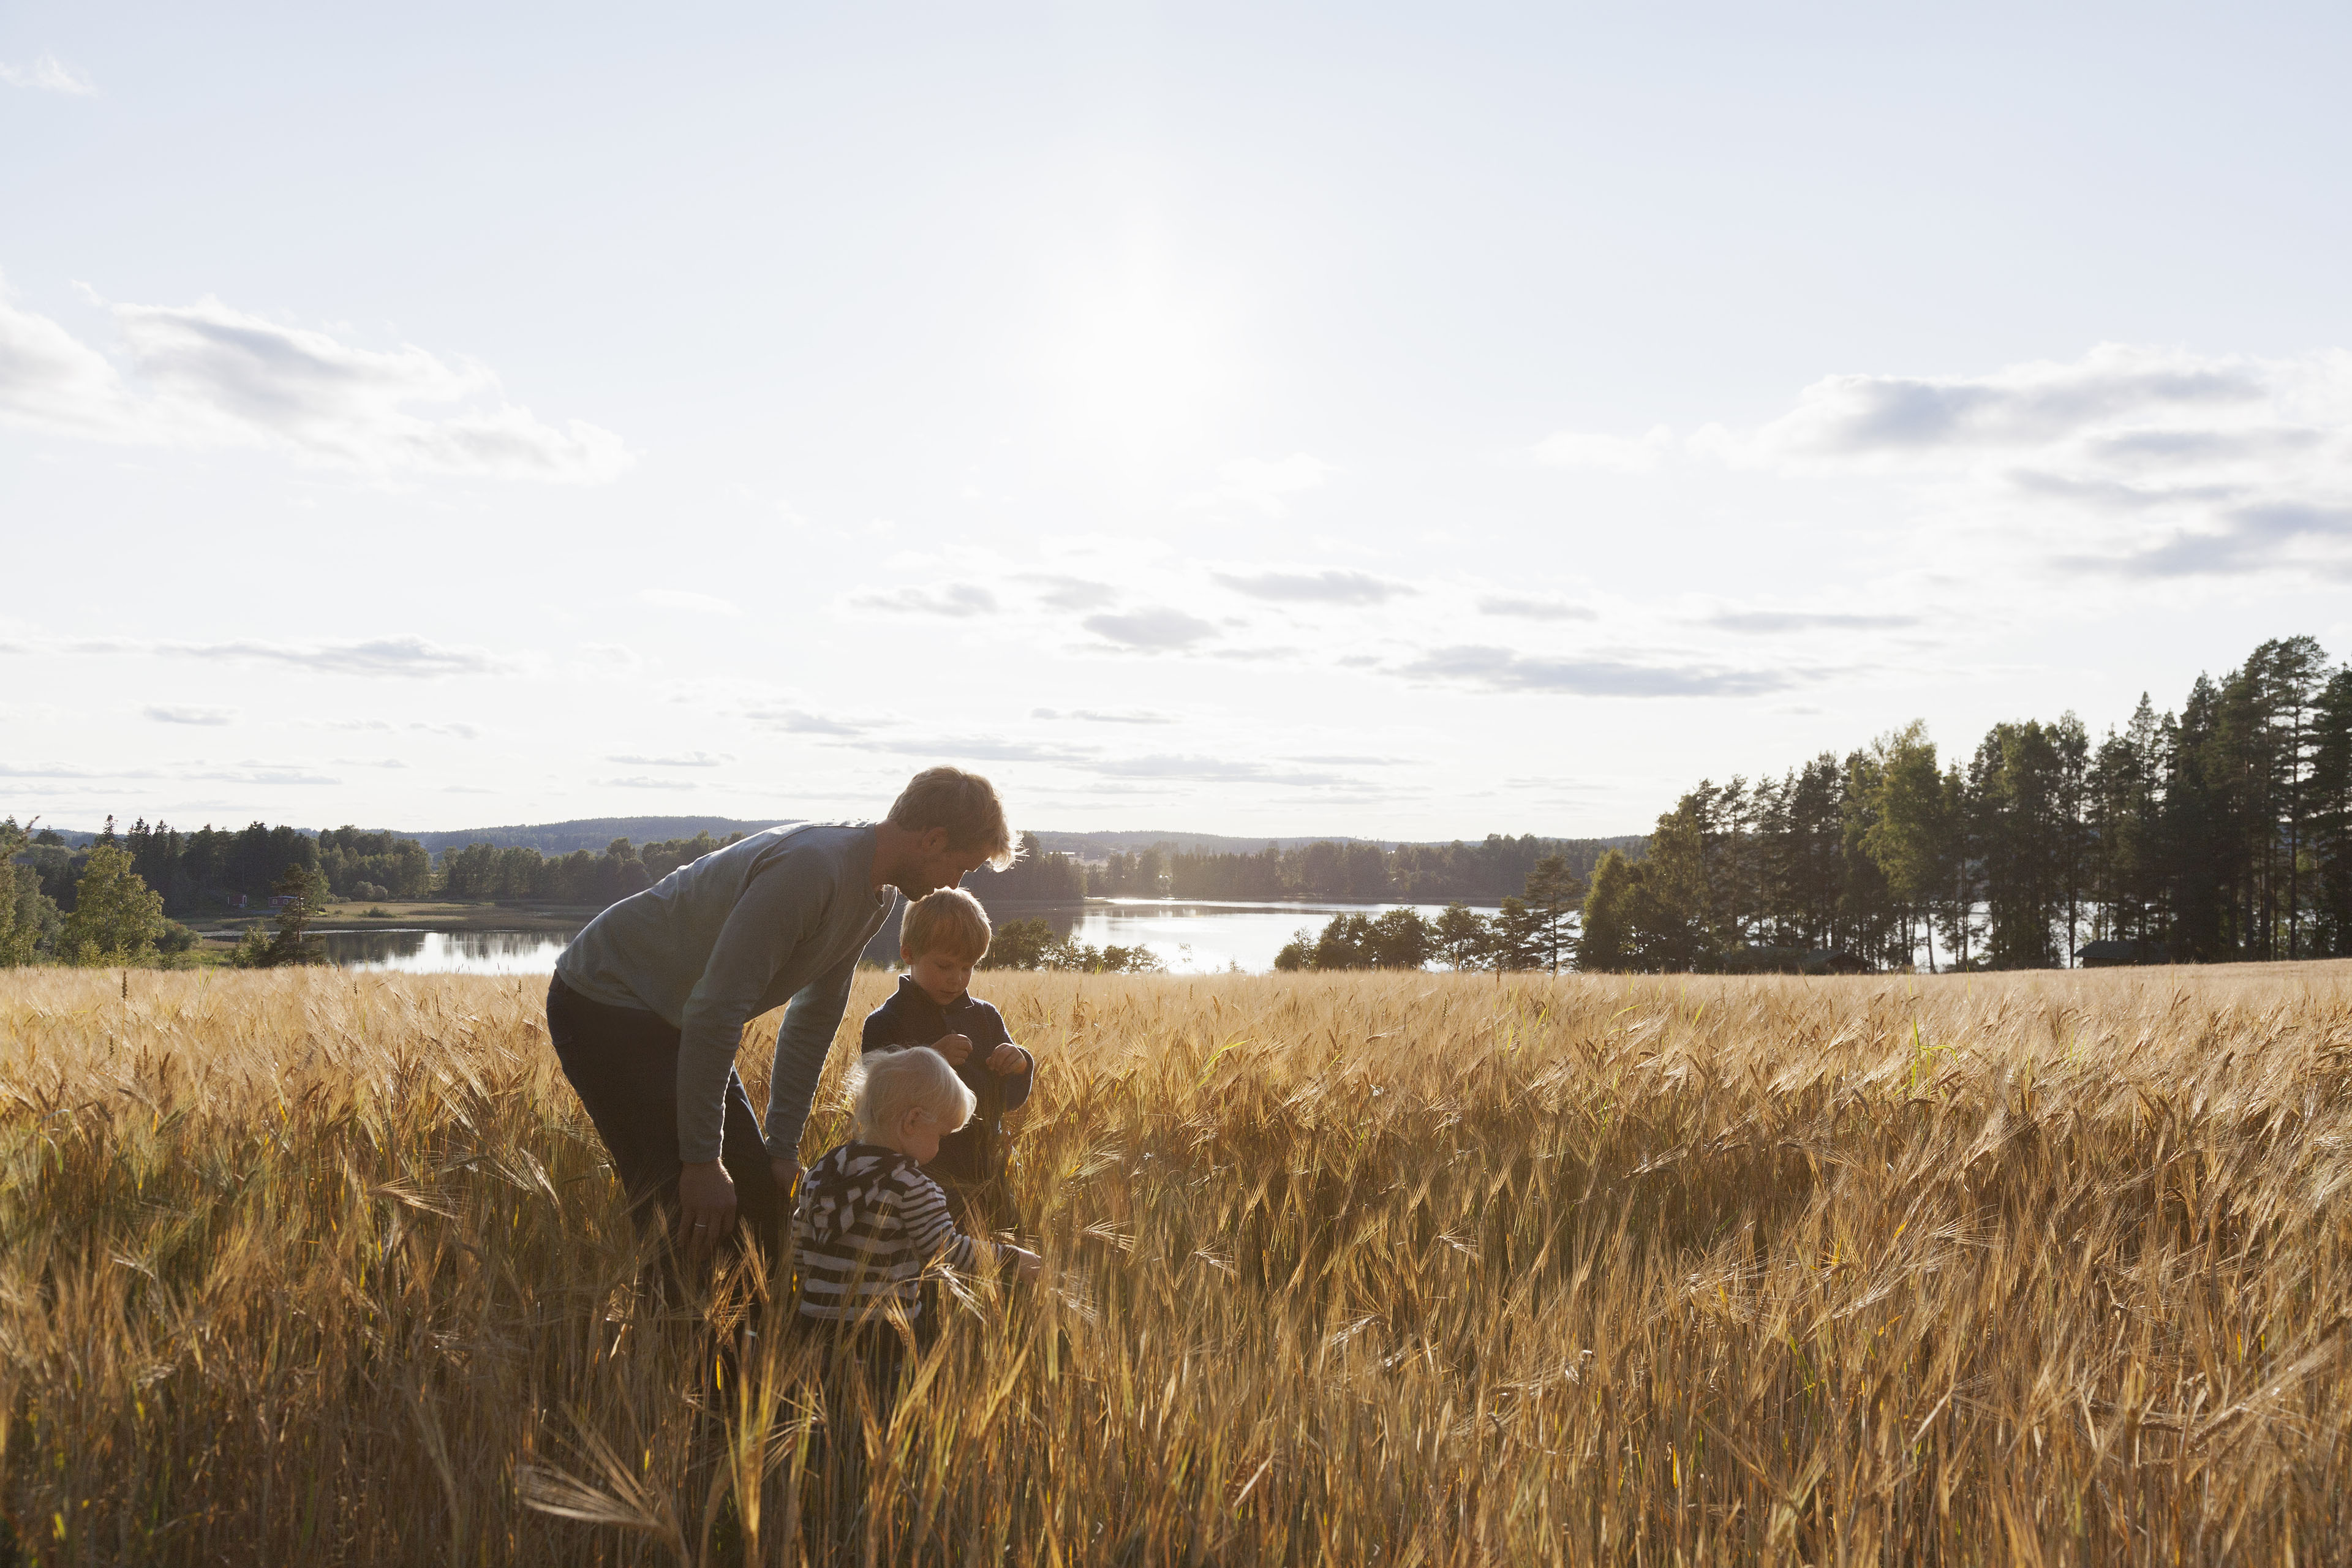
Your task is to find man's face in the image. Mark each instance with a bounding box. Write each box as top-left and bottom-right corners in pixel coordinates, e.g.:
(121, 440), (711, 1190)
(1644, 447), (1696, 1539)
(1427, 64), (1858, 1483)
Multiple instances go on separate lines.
(898, 829), (992, 899)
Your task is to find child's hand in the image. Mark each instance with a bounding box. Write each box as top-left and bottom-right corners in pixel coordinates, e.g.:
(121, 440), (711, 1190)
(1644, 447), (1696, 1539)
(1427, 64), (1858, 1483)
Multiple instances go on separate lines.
(985, 1042), (1028, 1076)
(1009, 1245), (1042, 1282)
(931, 1032), (974, 1066)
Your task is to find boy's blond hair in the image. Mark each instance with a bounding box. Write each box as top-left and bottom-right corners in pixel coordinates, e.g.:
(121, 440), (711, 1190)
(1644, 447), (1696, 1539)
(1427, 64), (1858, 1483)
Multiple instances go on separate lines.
(900, 887), (992, 962)
(846, 1046), (976, 1142)
(888, 766), (1019, 871)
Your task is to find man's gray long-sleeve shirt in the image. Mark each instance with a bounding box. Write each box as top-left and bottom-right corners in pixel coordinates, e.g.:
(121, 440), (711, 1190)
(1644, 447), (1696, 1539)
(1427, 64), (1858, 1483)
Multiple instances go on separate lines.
(554, 823), (892, 1163)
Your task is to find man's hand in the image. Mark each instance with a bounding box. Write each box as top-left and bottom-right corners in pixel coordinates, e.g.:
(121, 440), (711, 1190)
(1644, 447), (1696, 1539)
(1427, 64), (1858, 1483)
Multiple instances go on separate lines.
(986, 1042), (1028, 1076)
(771, 1155), (802, 1203)
(676, 1159), (737, 1257)
(932, 1031), (974, 1066)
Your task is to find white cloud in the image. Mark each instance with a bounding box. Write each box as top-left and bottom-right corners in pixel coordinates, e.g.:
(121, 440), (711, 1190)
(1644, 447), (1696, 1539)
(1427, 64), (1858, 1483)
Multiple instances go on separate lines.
(597, 775), (700, 791)
(0, 759), (340, 785)
(0, 55), (95, 95)
(637, 589), (742, 617)
(1532, 424), (1673, 472)
(848, 583), (998, 618)
(1213, 569), (1414, 606)
(8, 628), (514, 677)
(1396, 644), (1803, 698)
(1188, 453), (1336, 516)
(605, 751), (729, 767)
(160, 635), (512, 677)
(0, 761), (149, 781)
(143, 703), (237, 726)
(0, 280), (630, 481)
(841, 736), (1096, 763)
(579, 643), (643, 668)
(1477, 594), (1596, 622)
(2059, 501), (2352, 580)
(1702, 609), (1920, 634)
(0, 283), (118, 430)
(744, 704), (884, 736)
(1032, 707), (1174, 725)
(1083, 606), (1219, 650)
(201, 761), (344, 785)
(1027, 576), (1120, 612)
(1749, 347), (2276, 461)
(1095, 755), (1349, 787)
(1705, 345), (2352, 582)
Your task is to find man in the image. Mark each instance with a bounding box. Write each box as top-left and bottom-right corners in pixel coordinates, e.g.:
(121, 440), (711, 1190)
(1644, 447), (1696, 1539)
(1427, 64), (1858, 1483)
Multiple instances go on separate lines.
(545, 766), (1014, 1257)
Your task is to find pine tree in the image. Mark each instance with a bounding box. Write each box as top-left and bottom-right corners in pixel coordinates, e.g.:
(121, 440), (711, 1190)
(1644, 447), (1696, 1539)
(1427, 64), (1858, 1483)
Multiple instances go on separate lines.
(1971, 722), (2067, 968)
(2312, 665), (2352, 957)
(2088, 697), (2165, 952)
(1521, 854), (1584, 973)
(2253, 636), (2328, 956)
(1838, 747), (1902, 968)
(1485, 898), (1545, 971)
(2165, 676), (2235, 961)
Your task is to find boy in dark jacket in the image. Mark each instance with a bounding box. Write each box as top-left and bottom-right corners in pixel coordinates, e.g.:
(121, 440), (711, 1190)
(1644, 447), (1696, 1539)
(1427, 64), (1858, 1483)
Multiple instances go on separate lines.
(860, 888), (1035, 1232)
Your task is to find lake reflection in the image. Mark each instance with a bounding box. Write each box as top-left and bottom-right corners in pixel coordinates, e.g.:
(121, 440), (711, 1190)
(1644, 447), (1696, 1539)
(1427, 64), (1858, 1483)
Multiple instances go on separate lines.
(323, 930), (575, 975)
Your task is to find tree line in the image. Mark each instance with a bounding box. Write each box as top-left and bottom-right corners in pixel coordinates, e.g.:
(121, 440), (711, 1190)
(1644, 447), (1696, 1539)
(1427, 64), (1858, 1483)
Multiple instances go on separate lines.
(7, 820), (744, 918)
(1253, 634), (2351, 977)
(0, 818), (753, 966)
(1578, 633), (2351, 973)
(435, 832), (745, 904)
(982, 832), (1640, 903)
(1270, 856), (1588, 973)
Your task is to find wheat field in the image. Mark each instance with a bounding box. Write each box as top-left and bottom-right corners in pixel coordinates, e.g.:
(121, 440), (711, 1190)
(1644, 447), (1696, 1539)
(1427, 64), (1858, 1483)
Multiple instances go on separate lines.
(3, 962), (2351, 1565)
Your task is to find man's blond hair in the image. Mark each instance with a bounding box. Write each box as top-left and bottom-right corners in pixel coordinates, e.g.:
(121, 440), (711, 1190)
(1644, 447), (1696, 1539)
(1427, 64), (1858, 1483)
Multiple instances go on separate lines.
(886, 766), (1017, 871)
(900, 887), (992, 962)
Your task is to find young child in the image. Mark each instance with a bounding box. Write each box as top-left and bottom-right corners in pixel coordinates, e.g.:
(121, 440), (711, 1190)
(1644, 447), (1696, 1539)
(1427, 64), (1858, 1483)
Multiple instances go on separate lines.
(861, 888), (1035, 1233)
(792, 1048), (1038, 1531)
(792, 1047), (1040, 1346)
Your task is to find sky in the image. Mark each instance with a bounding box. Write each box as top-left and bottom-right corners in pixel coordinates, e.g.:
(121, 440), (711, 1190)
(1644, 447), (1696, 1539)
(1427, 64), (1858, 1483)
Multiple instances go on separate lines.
(5, 2), (2351, 842)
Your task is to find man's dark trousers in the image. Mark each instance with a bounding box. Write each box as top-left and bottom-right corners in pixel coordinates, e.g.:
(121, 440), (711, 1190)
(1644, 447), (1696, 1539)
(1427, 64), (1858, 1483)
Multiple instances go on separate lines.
(546, 974), (786, 1241)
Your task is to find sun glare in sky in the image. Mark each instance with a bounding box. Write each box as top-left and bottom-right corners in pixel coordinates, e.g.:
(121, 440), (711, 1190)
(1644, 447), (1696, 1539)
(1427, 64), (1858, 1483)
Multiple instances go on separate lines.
(1045, 235), (1237, 458)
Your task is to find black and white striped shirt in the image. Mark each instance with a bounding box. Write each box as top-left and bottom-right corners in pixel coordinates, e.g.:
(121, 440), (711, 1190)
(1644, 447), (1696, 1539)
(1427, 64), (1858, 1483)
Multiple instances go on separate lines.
(792, 1142), (976, 1323)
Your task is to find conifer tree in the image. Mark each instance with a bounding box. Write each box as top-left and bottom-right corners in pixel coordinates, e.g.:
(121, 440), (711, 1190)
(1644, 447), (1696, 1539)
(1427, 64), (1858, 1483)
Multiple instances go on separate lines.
(1521, 854), (1584, 973)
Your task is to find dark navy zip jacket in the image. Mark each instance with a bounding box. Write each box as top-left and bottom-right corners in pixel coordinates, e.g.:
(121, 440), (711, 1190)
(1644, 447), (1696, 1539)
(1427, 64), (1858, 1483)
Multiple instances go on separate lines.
(859, 975), (1033, 1184)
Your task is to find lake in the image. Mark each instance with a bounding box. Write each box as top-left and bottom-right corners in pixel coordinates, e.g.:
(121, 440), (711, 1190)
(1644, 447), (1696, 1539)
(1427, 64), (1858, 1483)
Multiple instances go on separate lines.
(322, 929), (576, 974)
(987, 899), (1504, 974)
(320, 899), (1504, 977)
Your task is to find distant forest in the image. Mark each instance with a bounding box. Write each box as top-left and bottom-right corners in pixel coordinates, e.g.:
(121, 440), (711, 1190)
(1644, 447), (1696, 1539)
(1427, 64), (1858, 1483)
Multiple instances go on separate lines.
(1581, 635), (2352, 973)
(2, 816), (1634, 951)
(982, 834), (1645, 905)
(6, 823), (749, 919)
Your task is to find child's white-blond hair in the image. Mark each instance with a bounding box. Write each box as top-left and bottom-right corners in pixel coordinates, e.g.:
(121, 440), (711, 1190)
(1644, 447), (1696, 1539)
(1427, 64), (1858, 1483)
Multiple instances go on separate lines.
(846, 1046), (977, 1143)
(900, 886), (992, 962)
